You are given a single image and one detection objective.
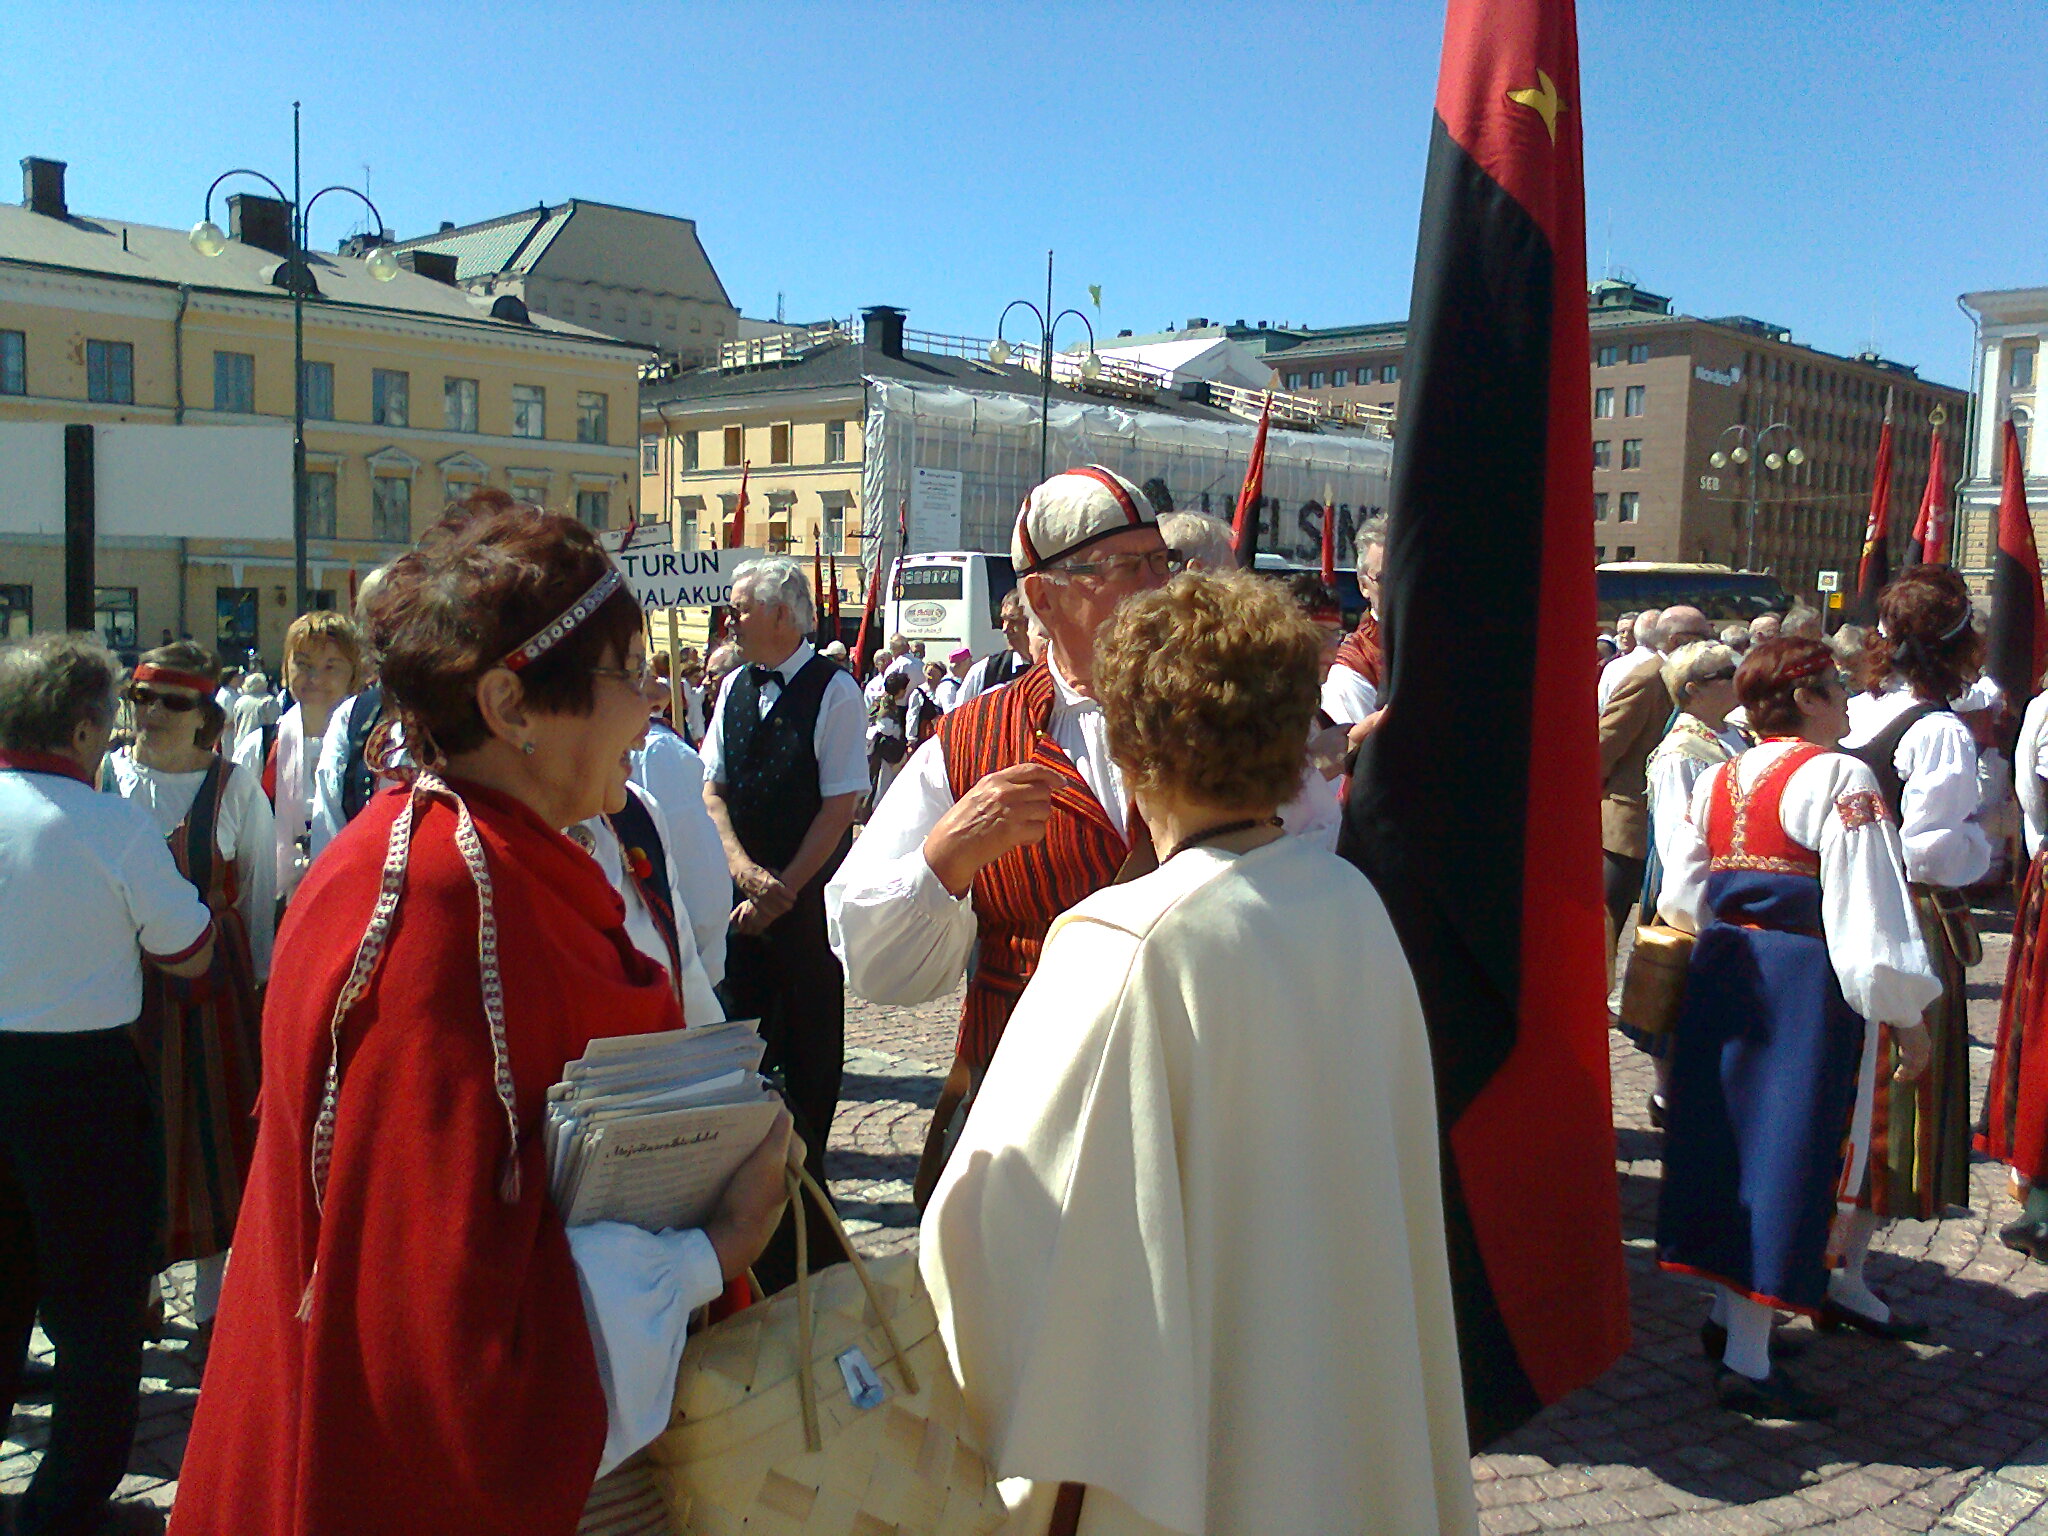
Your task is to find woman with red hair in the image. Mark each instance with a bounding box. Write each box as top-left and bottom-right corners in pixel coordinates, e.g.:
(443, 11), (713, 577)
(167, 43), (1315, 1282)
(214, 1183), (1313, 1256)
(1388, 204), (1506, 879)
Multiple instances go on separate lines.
(1656, 637), (1939, 1421)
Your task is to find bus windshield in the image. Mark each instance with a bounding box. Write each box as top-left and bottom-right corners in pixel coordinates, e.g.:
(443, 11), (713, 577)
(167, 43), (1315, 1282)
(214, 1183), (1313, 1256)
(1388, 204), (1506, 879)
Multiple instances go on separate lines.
(1595, 565), (1790, 621)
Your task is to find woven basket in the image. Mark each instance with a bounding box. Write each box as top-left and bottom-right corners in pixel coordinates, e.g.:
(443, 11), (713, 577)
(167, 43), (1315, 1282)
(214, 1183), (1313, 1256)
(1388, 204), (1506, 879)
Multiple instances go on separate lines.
(1619, 922), (1694, 1037)
(578, 1461), (672, 1536)
(642, 1168), (1008, 1536)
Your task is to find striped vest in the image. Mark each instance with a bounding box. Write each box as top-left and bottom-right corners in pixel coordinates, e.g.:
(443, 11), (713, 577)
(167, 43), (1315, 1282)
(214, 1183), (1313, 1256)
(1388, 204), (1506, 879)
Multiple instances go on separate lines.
(938, 662), (1129, 1073)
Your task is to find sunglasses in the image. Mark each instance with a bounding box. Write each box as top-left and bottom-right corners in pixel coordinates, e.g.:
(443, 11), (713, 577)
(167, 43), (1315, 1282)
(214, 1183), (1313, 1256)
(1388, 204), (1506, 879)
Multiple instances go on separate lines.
(128, 686), (202, 712)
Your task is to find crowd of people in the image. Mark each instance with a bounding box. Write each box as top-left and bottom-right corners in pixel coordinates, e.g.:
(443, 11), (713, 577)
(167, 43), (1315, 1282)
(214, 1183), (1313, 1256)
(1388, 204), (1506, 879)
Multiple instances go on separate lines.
(3, 462), (2048, 1533)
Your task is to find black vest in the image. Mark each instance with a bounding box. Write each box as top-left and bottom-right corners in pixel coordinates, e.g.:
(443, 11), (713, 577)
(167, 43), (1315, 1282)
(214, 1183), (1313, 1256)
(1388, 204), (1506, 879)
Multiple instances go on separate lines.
(721, 653), (841, 871)
(1850, 700), (1946, 821)
(340, 684), (386, 823)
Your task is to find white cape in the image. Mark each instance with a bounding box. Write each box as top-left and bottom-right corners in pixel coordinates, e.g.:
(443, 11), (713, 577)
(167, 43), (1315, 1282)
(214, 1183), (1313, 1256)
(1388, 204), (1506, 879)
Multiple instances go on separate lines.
(922, 836), (1476, 1536)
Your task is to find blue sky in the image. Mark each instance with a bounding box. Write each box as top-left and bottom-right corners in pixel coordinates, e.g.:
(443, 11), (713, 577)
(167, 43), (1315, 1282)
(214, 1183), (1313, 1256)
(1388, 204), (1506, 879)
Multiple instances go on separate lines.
(7, 1), (2043, 388)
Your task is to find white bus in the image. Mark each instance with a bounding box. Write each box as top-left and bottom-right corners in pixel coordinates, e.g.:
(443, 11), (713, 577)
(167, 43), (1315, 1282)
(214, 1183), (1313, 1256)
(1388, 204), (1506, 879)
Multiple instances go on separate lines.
(884, 551), (1018, 663)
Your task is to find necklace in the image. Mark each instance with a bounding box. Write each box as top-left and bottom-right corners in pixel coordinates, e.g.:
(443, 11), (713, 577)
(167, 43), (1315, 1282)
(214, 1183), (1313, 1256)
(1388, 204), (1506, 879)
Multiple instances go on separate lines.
(1163, 816), (1282, 862)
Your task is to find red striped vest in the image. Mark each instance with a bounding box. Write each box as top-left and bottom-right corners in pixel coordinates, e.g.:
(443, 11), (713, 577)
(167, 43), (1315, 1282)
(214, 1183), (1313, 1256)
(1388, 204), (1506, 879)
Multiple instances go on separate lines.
(938, 662), (1129, 1073)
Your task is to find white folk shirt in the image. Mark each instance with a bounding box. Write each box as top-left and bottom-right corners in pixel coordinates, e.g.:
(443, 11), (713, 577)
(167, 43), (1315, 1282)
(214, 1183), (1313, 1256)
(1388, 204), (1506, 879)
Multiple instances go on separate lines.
(575, 794), (725, 1031)
(1319, 662), (1379, 725)
(2015, 690), (2048, 859)
(861, 651), (922, 708)
(0, 763), (213, 1033)
(630, 727), (732, 989)
(104, 750), (278, 981)
(955, 648), (1029, 706)
(827, 655), (1127, 1006)
(1842, 681), (1992, 889)
(1645, 717), (1744, 885)
(701, 642), (869, 800)
(1657, 740), (1942, 1027)
(232, 700), (319, 902)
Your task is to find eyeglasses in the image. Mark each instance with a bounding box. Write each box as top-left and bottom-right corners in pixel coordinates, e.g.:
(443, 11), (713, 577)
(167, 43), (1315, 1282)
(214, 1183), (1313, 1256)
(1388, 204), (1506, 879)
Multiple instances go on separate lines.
(1047, 547), (1186, 582)
(1694, 666), (1738, 685)
(589, 660), (655, 691)
(128, 686), (201, 712)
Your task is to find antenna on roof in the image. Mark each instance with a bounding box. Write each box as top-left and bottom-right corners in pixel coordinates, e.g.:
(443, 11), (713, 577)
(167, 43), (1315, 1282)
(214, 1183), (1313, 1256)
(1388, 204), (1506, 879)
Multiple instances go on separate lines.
(362, 163), (371, 198)
(1603, 211), (1612, 279)
(777, 291), (785, 324)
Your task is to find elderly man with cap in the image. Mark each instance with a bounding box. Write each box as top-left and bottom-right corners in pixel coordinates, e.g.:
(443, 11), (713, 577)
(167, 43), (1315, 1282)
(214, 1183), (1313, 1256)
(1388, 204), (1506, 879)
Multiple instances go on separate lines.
(827, 465), (1180, 1202)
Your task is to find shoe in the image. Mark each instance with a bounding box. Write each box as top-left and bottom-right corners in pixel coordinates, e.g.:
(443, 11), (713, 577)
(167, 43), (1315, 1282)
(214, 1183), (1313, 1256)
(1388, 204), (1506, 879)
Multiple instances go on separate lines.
(1817, 1296), (1931, 1343)
(1648, 1095), (1668, 1130)
(1700, 1318), (1808, 1362)
(1715, 1365), (1836, 1422)
(1998, 1217), (2048, 1262)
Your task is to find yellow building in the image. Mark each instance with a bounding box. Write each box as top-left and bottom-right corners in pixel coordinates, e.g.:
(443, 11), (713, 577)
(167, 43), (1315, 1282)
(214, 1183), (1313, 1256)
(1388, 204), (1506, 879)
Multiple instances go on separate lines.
(0, 157), (646, 663)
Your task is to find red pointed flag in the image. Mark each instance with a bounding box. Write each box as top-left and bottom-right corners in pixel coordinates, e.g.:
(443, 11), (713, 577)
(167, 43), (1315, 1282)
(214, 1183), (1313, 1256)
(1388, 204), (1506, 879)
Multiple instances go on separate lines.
(1989, 418), (2047, 705)
(725, 462), (751, 548)
(1337, 0), (1629, 1443)
(1230, 390), (1273, 567)
(812, 536), (827, 644)
(1320, 484), (1338, 587)
(1853, 393), (1895, 623)
(1912, 427), (1950, 565)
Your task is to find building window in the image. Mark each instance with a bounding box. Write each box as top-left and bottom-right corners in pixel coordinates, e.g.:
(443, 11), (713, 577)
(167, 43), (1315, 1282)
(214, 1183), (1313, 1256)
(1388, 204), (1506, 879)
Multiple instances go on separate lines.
(769, 422), (792, 464)
(446, 377), (479, 433)
(215, 587), (258, 659)
(723, 425), (744, 466)
(306, 469), (338, 538)
(1381, 364), (1399, 383)
(93, 587), (137, 653)
(372, 369), (410, 428)
(575, 489), (610, 530)
(577, 391), (608, 445)
(1592, 440), (1611, 469)
(2014, 408), (2033, 469)
(1617, 545), (1636, 561)
(302, 360), (334, 420)
(1594, 547), (1606, 563)
(1594, 387), (1615, 418)
(1, 330), (26, 395)
(1596, 344), (1618, 367)
(511, 385), (546, 439)
(0, 584), (30, 638)
(213, 351), (255, 414)
(823, 498), (848, 554)
(641, 441), (660, 475)
(1310, 371), (1327, 389)
(1618, 491), (1640, 522)
(1621, 438), (1642, 469)
(1629, 343), (1650, 365)
(2014, 347), (2038, 391)
(1285, 372), (1303, 389)
(825, 420), (847, 463)
(678, 503), (699, 550)
(1332, 369), (1349, 387)
(1593, 492), (1609, 521)
(1624, 385), (1645, 417)
(372, 476), (412, 541)
(682, 431), (699, 472)
(86, 340), (134, 404)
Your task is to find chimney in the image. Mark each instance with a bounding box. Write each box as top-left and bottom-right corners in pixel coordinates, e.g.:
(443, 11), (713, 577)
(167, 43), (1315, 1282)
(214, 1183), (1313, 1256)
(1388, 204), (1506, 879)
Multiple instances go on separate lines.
(862, 305), (906, 360)
(228, 193), (294, 257)
(439, 220), (456, 232)
(400, 250), (458, 285)
(21, 157), (67, 218)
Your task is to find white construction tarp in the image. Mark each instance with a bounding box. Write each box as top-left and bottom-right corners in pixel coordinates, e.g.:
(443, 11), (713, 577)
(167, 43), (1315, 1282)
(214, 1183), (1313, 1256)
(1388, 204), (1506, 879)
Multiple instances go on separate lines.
(861, 377), (1390, 580)
(0, 422), (292, 540)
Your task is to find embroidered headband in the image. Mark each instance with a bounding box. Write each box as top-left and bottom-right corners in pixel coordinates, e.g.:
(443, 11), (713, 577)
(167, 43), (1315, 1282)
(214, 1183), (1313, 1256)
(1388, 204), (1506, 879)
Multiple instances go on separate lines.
(130, 664), (215, 693)
(500, 566), (624, 672)
(1779, 649), (1837, 685)
(1876, 601), (1974, 645)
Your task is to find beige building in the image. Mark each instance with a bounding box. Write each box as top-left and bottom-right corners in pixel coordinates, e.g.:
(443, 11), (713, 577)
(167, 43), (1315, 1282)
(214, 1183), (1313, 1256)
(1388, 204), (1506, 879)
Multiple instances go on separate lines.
(393, 199), (738, 372)
(1956, 287), (2048, 584)
(0, 157), (645, 662)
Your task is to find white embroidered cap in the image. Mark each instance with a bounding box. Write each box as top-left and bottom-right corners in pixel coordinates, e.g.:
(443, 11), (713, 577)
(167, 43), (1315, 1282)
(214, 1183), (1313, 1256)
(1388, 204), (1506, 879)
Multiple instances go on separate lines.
(1011, 465), (1158, 574)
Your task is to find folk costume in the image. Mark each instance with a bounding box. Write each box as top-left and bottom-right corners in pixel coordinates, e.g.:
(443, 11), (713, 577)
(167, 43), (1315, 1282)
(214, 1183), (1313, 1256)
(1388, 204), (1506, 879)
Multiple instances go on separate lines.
(232, 699), (319, 903)
(630, 722), (732, 989)
(1844, 682), (1989, 1219)
(1321, 612), (1380, 724)
(307, 685), (391, 862)
(1656, 741), (1938, 1338)
(1982, 690), (2048, 1205)
(922, 837), (1475, 1536)
(103, 747), (275, 1296)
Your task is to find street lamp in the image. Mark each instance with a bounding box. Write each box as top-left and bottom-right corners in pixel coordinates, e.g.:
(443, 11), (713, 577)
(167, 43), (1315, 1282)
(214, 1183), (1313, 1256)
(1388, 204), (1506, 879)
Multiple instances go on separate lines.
(190, 102), (397, 618)
(991, 251), (1099, 486)
(1710, 422), (1805, 571)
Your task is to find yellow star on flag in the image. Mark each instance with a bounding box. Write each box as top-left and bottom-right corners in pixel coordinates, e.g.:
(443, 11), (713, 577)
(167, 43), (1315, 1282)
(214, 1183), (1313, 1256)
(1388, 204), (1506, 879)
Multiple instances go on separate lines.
(1507, 69), (1563, 144)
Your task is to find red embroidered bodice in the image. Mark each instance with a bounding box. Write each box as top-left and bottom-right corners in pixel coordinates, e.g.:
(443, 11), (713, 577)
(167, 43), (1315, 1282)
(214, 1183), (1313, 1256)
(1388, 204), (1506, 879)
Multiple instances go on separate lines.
(1705, 741), (1823, 879)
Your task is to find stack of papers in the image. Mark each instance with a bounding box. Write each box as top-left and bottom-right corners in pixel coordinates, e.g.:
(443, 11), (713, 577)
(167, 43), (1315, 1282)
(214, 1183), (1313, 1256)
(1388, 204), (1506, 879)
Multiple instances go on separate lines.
(546, 1020), (782, 1233)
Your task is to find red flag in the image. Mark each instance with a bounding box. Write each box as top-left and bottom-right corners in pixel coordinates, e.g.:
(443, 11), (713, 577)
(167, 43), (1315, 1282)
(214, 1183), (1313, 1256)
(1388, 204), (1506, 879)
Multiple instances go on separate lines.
(1230, 390), (1272, 567)
(725, 462), (750, 548)
(1338, 0), (1628, 1443)
(1320, 484), (1338, 587)
(1988, 417), (2048, 704)
(812, 536), (827, 643)
(827, 553), (842, 630)
(1911, 427), (1950, 565)
(1853, 393), (1895, 622)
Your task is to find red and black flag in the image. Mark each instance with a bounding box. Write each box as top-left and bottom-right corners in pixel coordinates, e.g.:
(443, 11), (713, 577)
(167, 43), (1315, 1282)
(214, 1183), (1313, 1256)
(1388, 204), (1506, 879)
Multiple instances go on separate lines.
(1988, 417), (2047, 705)
(725, 462), (751, 549)
(1911, 424), (1951, 565)
(1336, 0), (1629, 1444)
(1229, 389), (1272, 567)
(812, 537), (828, 644)
(1853, 392), (1895, 623)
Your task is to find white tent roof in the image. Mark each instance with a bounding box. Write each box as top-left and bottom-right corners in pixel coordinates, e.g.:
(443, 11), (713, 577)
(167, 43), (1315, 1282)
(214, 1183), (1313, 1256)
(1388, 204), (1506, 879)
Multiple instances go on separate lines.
(1086, 336), (1277, 390)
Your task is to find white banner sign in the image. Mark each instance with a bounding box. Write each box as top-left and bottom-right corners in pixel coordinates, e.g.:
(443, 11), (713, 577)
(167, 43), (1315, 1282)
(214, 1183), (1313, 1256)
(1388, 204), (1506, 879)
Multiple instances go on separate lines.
(909, 466), (963, 553)
(611, 545), (766, 610)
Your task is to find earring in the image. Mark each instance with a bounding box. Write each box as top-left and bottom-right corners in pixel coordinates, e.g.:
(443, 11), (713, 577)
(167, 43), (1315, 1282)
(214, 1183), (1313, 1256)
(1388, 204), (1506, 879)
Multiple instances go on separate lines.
(521, 741), (536, 756)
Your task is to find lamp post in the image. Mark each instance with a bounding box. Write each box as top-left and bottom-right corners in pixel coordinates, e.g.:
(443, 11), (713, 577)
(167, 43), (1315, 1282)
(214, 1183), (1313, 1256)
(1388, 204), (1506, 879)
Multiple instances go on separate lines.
(988, 251), (1101, 486)
(1710, 422), (1806, 571)
(190, 102), (398, 617)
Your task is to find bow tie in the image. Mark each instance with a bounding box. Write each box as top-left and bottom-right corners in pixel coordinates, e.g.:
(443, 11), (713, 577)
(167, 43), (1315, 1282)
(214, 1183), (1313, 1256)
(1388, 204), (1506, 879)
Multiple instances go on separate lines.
(749, 665), (782, 690)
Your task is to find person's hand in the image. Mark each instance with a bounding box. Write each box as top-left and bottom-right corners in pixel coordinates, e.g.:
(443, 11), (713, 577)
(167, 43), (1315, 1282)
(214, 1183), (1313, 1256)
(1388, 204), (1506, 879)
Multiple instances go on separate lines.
(730, 898), (776, 937)
(923, 762), (1062, 895)
(1307, 724), (1351, 781)
(1892, 1021), (1933, 1083)
(733, 861), (795, 919)
(1346, 709), (1387, 751)
(705, 1109), (794, 1281)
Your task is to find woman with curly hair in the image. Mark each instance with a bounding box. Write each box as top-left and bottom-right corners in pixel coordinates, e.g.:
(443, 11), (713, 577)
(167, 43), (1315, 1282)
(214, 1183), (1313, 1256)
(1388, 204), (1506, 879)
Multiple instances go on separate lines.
(921, 570), (1474, 1535)
(1839, 566), (1989, 1278)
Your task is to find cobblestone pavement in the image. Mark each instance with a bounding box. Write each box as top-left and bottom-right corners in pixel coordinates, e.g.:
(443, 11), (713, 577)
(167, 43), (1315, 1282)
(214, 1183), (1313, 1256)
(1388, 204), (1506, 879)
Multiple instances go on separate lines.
(9, 902), (2048, 1532)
